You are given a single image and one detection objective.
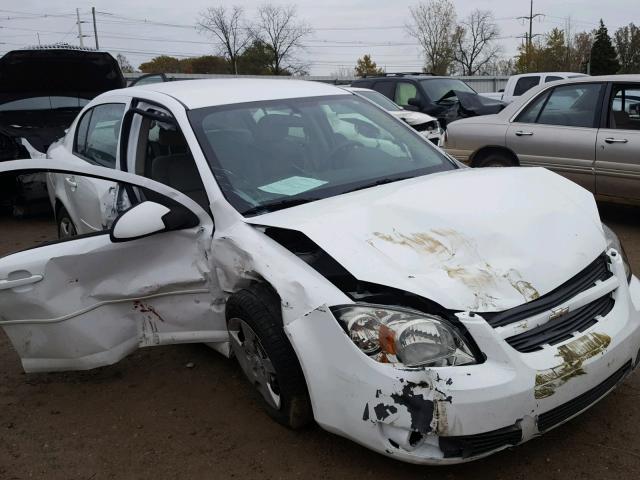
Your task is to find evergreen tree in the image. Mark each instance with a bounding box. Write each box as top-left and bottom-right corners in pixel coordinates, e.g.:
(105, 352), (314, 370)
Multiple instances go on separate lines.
(589, 20), (620, 75)
(354, 54), (384, 77)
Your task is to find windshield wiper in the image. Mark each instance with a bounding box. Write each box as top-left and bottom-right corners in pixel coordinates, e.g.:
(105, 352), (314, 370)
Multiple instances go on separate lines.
(343, 176), (414, 194)
(241, 197), (320, 216)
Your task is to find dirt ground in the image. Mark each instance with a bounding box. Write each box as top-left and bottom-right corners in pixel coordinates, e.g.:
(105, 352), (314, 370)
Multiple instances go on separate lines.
(1, 204), (640, 480)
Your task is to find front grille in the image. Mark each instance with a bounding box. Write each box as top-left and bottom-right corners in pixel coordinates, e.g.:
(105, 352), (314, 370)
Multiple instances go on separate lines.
(537, 361), (632, 432)
(439, 424), (522, 458)
(506, 295), (615, 353)
(485, 253), (612, 328)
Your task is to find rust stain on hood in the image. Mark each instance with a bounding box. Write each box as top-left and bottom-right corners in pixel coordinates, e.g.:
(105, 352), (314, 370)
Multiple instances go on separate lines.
(373, 231), (453, 257)
(535, 332), (611, 399)
(372, 228), (540, 310)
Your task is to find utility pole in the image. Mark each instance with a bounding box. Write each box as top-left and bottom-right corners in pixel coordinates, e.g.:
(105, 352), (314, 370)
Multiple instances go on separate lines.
(92, 7), (99, 50)
(565, 16), (572, 70)
(76, 8), (84, 47)
(517, 0), (544, 70)
(36, 32), (41, 46)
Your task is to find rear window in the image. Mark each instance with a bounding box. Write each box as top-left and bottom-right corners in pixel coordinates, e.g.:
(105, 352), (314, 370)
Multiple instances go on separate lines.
(371, 81), (396, 99)
(514, 76), (541, 96)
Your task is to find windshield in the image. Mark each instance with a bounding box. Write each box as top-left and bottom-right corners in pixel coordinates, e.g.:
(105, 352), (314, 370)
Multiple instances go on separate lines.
(0, 96), (89, 112)
(189, 95), (455, 216)
(356, 90), (403, 111)
(420, 79), (476, 102)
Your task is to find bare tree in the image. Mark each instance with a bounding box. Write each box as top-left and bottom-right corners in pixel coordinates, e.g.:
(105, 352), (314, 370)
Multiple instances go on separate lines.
(197, 6), (251, 74)
(451, 10), (501, 76)
(330, 66), (356, 79)
(406, 0), (456, 75)
(116, 53), (134, 73)
(251, 4), (313, 75)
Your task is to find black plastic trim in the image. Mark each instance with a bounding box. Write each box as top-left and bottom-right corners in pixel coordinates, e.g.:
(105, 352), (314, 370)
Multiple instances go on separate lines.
(439, 424), (522, 458)
(485, 253), (612, 328)
(506, 295), (615, 353)
(537, 361), (632, 432)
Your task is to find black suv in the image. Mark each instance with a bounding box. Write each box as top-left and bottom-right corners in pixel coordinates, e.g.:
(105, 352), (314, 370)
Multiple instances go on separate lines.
(351, 73), (505, 127)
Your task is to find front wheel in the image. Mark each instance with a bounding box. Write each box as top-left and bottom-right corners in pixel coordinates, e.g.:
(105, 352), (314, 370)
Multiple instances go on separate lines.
(226, 284), (313, 429)
(475, 151), (516, 168)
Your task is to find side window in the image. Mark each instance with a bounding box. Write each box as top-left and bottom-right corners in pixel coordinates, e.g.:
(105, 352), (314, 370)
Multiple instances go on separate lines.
(545, 76), (563, 83)
(513, 76), (541, 96)
(609, 85), (640, 130)
(394, 82), (419, 107)
(135, 110), (208, 210)
(515, 90), (551, 123)
(75, 103), (125, 168)
(74, 109), (93, 156)
(372, 81), (396, 100)
(535, 83), (604, 128)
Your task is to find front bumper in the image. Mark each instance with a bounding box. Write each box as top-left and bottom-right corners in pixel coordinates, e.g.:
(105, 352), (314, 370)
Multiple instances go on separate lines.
(285, 253), (640, 464)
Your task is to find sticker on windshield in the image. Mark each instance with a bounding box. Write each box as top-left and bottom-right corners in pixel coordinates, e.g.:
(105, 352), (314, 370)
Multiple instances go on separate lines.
(258, 176), (328, 196)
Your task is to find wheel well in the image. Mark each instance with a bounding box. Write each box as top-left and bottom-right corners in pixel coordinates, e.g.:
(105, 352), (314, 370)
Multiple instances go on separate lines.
(471, 146), (519, 167)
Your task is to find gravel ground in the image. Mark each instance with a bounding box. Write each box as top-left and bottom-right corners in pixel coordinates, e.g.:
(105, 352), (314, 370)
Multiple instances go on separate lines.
(1, 204), (639, 480)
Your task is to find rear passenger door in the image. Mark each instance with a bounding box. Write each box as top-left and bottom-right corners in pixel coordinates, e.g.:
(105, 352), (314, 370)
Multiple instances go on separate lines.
(595, 83), (640, 202)
(54, 101), (128, 233)
(506, 82), (605, 192)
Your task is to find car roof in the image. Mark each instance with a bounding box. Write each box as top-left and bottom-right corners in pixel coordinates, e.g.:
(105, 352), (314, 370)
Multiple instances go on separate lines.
(343, 86), (373, 92)
(126, 78), (351, 109)
(559, 74), (640, 82)
(353, 75), (459, 81)
(513, 72), (588, 78)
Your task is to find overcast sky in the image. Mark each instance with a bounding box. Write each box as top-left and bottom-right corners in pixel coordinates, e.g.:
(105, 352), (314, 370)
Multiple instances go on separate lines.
(0, 1), (636, 75)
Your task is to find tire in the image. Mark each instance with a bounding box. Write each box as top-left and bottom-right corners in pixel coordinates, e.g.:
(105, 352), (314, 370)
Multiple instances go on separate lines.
(475, 151), (516, 168)
(226, 284), (313, 429)
(57, 206), (77, 239)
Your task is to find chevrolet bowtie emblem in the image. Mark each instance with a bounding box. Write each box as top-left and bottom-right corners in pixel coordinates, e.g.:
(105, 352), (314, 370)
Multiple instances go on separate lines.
(549, 306), (570, 321)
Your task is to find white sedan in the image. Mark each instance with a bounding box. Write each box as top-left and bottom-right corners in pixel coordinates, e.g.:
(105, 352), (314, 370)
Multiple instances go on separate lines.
(0, 79), (639, 465)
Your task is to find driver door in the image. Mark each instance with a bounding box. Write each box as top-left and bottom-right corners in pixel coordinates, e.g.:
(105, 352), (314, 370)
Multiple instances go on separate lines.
(0, 159), (224, 373)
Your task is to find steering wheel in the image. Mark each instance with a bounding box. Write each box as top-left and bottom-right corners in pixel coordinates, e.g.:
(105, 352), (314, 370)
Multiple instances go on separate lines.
(328, 140), (361, 168)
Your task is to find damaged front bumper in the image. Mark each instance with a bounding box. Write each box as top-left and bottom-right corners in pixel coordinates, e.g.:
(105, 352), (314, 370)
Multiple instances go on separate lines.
(286, 253), (640, 464)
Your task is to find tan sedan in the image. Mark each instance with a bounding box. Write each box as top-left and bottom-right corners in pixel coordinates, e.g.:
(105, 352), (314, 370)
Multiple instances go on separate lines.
(444, 75), (640, 206)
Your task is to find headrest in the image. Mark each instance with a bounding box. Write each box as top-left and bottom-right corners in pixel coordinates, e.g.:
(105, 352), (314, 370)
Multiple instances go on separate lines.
(158, 127), (185, 146)
(256, 114), (305, 140)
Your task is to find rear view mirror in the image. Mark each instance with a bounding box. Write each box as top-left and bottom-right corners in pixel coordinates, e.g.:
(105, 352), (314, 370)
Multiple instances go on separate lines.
(110, 201), (198, 242)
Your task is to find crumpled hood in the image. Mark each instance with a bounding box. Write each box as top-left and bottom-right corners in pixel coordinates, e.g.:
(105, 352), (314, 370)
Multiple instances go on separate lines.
(389, 110), (437, 126)
(250, 167), (605, 312)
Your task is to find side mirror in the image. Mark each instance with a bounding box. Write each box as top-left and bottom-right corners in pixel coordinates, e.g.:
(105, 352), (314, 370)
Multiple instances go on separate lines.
(110, 201), (198, 242)
(407, 97), (423, 108)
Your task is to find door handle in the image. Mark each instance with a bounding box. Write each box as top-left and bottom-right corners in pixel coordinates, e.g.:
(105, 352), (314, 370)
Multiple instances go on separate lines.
(604, 137), (628, 144)
(515, 131), (534, 136)
(0, 275), (43, 291)
(65, 176), (78, 191)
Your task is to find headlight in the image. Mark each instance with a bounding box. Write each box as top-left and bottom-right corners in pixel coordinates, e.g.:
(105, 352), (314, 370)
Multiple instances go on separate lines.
(603, 224), (632, 283)
(332, 304), (476, 367)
